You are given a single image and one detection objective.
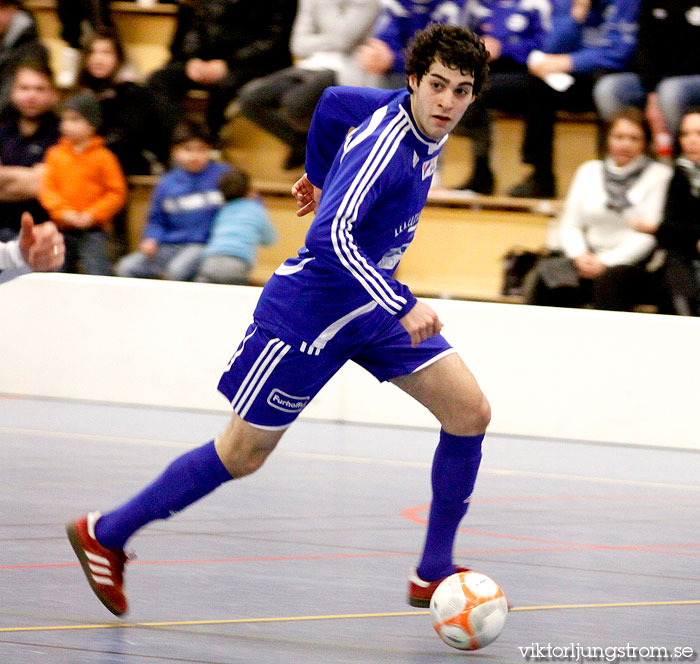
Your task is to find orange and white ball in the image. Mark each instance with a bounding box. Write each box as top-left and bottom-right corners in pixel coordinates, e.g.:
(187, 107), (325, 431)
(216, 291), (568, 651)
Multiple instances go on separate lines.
(429, 571), (508, 650)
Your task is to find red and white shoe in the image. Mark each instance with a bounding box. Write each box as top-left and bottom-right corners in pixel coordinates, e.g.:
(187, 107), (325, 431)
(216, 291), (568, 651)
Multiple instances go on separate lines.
(407, 566), (470, 607)
(66, 512), (129, 616)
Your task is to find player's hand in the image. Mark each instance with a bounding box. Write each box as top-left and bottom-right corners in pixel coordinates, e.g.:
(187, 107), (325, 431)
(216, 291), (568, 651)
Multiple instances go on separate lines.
(570, 0), (591, 22)
(18, 212), (64, 272)
(399, 300), (443, 348)
(291, 173), (321, 217)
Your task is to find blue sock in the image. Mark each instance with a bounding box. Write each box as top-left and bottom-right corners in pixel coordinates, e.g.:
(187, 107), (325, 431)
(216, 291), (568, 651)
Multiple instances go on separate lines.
(95, 440), (232, 550)
(416, 430), (483, 581)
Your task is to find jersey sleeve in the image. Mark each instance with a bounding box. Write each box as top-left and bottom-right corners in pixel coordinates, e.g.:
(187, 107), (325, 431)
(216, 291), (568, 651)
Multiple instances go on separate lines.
(305, 86), (399, 189)
(304, 127), (417, 318)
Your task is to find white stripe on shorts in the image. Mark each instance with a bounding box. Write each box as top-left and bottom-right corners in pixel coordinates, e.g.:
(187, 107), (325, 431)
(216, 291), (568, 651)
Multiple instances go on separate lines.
(231, 338), (291, 418)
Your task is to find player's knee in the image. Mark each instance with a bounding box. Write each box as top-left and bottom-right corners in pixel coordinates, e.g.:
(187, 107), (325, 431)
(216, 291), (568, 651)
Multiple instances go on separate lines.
(445, 393), (491, 436)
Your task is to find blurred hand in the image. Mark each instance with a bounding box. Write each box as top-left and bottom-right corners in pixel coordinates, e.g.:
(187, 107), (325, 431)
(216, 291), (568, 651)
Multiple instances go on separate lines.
(185, 58), (208, 84)
(140, 238), (158, 257)
(528, 53), (573, 78)
(291, 173), (321, 217)
(482, 36), (502, 62)
(399, 300), (443, 348)
(201, 59), (228, 85)
(645, 93), (668, 137)
(18, 212), (64, 271)
(574, 252), (606, 280)
(630, 217), (658, 234)
(356, 38), (394, 75)
(571, 0), (591, 22)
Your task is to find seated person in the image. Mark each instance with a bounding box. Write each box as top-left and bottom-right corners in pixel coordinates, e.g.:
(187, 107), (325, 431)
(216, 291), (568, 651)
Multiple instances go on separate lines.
(77, 28), (170, 176)
(238, 0), (379, 170)
(0, 58), (59, 242)
(116, 121), (231, 281)
(195, 168), (277, 285)
(525, 108), (672, 310)
(146, 0), (297, 139)
(354, 0), (465, 89)
(0, 0), (47, 116)
(508, 0), (639, 199)
(633, 109), (700, 315)
(593, 1), (700, 158)
(39, 91), (127, 276)
(455, 0), (550, 193)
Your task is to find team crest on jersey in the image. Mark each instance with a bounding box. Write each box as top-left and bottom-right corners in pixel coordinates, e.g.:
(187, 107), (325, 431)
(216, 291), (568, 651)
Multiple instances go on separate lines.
(267, 388), (310, 413)
(422, 156), (439, 180)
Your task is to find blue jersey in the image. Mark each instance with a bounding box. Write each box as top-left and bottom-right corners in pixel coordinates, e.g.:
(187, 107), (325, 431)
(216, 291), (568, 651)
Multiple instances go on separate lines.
(253, 87), (446, 355)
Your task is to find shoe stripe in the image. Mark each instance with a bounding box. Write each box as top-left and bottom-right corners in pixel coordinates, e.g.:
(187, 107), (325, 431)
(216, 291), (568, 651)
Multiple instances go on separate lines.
(89, 563), (111, 575)
(92, 576), (115, 586)
(409, 568), (431, 588)
(86, 551), (110, 566)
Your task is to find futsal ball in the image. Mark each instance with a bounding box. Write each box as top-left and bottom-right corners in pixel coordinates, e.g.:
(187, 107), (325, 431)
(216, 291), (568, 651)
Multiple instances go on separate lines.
(429, 570), (508, 651)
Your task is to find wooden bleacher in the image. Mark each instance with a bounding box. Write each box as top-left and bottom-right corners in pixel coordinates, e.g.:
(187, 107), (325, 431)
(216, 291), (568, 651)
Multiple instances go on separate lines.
(30, 0), (596, 303)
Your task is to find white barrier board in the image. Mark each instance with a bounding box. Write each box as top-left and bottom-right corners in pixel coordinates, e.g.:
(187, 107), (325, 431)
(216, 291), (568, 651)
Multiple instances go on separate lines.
(1, 273), (698, 450)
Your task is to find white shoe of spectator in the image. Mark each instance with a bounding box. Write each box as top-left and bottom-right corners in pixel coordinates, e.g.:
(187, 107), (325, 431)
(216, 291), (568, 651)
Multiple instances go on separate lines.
(56, 46), (80, 89)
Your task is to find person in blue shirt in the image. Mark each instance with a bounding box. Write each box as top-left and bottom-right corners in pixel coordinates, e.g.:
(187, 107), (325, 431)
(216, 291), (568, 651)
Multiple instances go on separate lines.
(455, 0), (552, 193)
(355, 0), (466, 88)
(66, 24), (492, 616)
(194, 168), (277, 285)
(115, 120), (231, 282)
(508, 0), (640, 198)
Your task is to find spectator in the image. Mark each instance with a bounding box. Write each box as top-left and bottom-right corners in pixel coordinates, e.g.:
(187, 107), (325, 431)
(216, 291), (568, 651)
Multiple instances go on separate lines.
(39, 91), (127, 275)
(508, 0), (640, 198)
(54, 0), (112, 88)
(0, 58), (59, 242)
(593, 1), (700, 158)
(355, 0), (465, 89)
(194, 168), (276, 285)
(455, 0), (551, 193)
(147, 0), (297, 140)
(633, 109), (700, 315)
(76, 28), (170, 176)
(525, 107), (672, 310)
(0, 0), (47, 116)
(238, 0), (380, 170)
(115, 120), (231, 281)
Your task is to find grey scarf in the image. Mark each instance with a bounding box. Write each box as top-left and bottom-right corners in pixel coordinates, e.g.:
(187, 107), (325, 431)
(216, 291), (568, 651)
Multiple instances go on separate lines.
(603, 155), (650, 213)
(677, 157), (700, 197)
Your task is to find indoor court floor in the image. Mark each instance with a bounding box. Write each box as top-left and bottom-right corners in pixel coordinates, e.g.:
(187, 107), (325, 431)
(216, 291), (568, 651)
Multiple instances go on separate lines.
(1, 396), (699, 663)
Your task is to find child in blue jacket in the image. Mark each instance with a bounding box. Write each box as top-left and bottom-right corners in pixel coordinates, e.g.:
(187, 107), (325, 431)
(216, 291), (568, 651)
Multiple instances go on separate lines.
(116, 120), (230, 281)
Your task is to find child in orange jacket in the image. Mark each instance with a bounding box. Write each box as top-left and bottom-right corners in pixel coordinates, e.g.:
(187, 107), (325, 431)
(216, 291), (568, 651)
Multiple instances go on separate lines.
(39, 91), (127, 274)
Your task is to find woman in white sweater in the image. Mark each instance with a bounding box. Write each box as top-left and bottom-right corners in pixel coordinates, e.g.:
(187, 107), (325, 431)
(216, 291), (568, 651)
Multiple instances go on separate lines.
(526, 108), (673, 310)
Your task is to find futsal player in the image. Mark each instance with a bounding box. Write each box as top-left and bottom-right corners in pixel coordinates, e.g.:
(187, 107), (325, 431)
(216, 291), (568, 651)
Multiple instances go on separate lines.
(0, 212), (64, 283)
(66, 23), (491, 616)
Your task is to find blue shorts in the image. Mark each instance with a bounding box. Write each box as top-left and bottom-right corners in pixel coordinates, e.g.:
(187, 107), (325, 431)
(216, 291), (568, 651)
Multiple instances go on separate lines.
(217, 314), (454, 430)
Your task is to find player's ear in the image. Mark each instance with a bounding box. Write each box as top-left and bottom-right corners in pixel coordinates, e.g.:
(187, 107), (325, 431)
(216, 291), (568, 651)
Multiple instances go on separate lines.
(408, 74), (418, 93)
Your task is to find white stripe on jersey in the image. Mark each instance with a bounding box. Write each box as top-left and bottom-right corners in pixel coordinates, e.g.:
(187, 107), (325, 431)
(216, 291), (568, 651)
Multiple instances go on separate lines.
(231, 338), (289, 416)
(310, 300), (378, 351)
(331, 112), (410, 314)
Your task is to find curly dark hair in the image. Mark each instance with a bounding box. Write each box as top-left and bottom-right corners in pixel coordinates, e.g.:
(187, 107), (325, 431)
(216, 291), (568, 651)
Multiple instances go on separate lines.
(405, 23), (489, 97)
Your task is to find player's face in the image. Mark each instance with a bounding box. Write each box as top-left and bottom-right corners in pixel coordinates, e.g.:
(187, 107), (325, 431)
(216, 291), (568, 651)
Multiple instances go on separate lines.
(87, 38), (120, 80)
(606, 118), (646, 167)
(11, 68), (57, 119)
(409, 60), (475, 141)
(172, 139), (212, 173)
(679, 113), (700, 163)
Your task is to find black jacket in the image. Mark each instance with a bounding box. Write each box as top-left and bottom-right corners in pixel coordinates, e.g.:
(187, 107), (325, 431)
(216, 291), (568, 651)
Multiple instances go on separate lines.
(655, 165), (700, 260)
